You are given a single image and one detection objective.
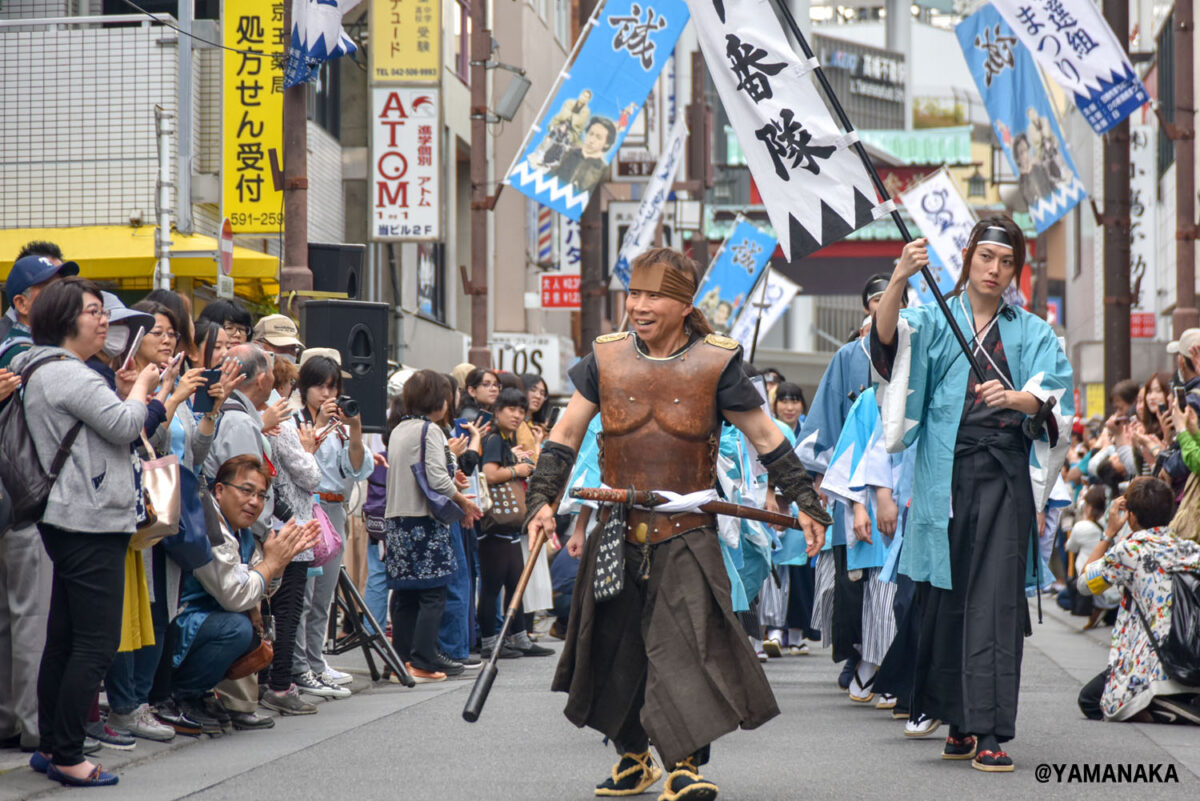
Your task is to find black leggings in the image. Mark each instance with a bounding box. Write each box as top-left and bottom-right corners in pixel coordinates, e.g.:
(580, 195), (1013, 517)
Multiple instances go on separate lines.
(37, 525), (130, 766)
(264, 561), (309, 691)
(477, 536), (526, 638)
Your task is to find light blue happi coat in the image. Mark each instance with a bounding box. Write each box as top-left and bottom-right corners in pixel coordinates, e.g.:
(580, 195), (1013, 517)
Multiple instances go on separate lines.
(796, 337), (874, 475)
(821, 387), (916, 574)
(873, 297), (1074, 590)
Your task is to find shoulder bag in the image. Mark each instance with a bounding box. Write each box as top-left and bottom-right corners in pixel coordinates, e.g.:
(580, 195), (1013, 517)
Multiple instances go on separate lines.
(480, 474), (526, 535)
(411, 420), (464, 525)
(309, 502), (344, 567)
(131, 433), (181, 550)
(159, 466), (215, 571)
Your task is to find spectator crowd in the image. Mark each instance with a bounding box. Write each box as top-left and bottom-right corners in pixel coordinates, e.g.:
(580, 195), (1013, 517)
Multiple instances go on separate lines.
(0, 241), (574, 787)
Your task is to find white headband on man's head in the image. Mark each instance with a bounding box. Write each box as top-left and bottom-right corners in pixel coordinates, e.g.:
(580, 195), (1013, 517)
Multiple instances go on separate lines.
(975, 225), (1015, 250)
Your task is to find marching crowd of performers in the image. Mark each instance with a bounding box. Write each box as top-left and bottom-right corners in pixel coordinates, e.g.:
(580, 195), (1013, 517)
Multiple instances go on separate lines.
(523, 215), (1076, 800)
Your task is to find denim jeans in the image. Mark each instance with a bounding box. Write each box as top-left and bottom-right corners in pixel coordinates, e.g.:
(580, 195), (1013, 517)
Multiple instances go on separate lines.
(105, 567), (168, 715)
(172, 612), (254, 700)
(363, 539), (390, 636)
(437, 524), (471, 660)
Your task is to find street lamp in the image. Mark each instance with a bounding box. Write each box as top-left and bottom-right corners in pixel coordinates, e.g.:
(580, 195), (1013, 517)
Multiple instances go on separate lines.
(967, 166), (987, 199)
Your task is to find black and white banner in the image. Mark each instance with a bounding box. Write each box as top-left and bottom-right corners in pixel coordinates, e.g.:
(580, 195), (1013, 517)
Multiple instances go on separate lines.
(686, 0), (885, 260)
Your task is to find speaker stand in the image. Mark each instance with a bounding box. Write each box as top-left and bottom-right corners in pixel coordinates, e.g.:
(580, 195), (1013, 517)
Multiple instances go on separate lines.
(327, 566), (415, 687)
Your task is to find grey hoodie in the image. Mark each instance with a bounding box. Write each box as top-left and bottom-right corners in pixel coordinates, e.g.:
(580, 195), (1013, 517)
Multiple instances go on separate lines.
(13, 345), (148, 534)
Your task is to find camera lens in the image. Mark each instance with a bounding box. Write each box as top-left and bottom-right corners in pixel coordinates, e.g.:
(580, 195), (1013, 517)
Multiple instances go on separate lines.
(337, 395), (360, 418)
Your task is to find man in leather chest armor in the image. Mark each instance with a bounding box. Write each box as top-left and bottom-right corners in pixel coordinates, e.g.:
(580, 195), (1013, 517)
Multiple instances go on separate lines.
(524, 248), (830, 801)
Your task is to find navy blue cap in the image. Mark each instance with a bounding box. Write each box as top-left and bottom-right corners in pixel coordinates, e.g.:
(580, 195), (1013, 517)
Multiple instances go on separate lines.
(5, 255), (80, 297)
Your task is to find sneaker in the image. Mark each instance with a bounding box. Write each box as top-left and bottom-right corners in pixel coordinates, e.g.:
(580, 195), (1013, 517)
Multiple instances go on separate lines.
(295, 670), (351, 699)
(595, 750), (662, 796)
(762, 637), (783, 658)
(83, 736), (102, 755)
(176, 697), (224, 736)
(154, 698), (202, 736)
(459, 654), (483, 669)
(203, 695), (234, 735)
(787, 642), (810, 656)
(659, 756), (718, 801)
(319, 667), (354, 687)
(513, 641), (555, 657)
(228, 710), (275, 731)
(108, 704), (175, 742)
(431, 653), (466, 676)
(261, 685), (319, 716)
(481, 644), (524, 659)
(405, 663), (447, 684)
(1151, 696), (1200, 725)
(84, 720), (135, 751)
(904, 714), (941, 738)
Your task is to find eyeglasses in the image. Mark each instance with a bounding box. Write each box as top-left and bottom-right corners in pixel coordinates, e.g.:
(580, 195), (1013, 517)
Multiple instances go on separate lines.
(81, 306), (111, 320)
(148, 328), (179, 341)
(218, 481), (269, 502)
(223, 323), (251, 339)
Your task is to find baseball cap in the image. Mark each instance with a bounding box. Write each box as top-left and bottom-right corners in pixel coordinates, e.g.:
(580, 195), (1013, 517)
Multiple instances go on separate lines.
(1166, 328), (1200, 356)
(299, 347), (351, 379)
(253, 314), (303, 348)
(5, 255), (80, 297)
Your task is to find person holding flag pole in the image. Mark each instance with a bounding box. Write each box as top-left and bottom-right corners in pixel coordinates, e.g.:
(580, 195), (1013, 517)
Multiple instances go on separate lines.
(870, 219), (1073, 772)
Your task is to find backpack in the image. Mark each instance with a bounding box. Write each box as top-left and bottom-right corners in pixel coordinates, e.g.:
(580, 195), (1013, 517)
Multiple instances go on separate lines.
(1128, 570), (1200, 686)
(0, 356), (84, 526)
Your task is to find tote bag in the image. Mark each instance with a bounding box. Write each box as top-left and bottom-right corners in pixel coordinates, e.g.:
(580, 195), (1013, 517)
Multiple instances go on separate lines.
(131, 434), (181, 550)
(310, 502), (344, 568)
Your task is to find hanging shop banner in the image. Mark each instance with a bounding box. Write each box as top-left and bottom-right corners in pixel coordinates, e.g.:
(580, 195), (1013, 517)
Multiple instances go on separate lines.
(560, 214), (581, 273)
(370, 0), (442, 83)
(694, 218), (777, 335)
(284, 0), (360, 88)
(687, 0), (884, 261)
(611, 115), (688, 288)
(991, 0), (1148, 135)
(957, 6), (1085, 234)
(223, 0), (286, 234)
(1129, 121), (1157, 338)
(896, 167), (977, 305)
(728, 268), (800, 352)
(506, 0), (690, 220)
(371, 87), (441, 241)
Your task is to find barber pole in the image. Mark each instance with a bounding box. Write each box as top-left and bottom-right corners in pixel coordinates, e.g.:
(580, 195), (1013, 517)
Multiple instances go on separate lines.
(537, 205), (554, 265)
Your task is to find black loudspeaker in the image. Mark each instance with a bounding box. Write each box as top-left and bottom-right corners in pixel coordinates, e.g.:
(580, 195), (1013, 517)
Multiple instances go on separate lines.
(301, 300), (389, 433)
(308, 242), (365, 299)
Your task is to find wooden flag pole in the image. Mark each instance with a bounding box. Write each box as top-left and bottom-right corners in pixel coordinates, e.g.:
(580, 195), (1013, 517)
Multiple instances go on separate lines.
(768, 0), (985, 382)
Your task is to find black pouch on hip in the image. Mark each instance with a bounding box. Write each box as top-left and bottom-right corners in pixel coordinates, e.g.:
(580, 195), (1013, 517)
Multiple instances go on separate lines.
(592, 502), (629, 602)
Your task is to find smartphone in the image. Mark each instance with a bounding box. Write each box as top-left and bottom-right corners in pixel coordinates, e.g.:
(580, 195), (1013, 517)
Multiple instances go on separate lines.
(166, 351), (184, 372)
(545, 405), (562, 431)
(1176, 387), (1188, 408)
(202, 325), (218, 368)
(191, 368), (223, 414)
(121, 327), (146, 372)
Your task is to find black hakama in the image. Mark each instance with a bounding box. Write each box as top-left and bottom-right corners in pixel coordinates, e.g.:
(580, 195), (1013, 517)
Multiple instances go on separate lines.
(553, 525), (779, 767)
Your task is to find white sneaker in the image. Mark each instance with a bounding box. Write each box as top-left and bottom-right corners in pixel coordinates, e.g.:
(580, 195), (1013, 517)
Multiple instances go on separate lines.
(295, 670), (351, 699)
(108, 704), (176, 742)
(319, 667), (354, 687)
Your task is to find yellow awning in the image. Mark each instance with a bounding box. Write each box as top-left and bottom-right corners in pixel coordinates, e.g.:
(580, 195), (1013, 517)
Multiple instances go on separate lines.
(0, 226), (279, 300)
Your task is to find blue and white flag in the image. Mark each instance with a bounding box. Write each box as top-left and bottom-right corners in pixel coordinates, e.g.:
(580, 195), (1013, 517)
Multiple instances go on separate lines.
(896, 167), (975, 305)
(611, 115), (688, 288)
(957, 6), (1085, 233)
(284, 0), (361, 89)
(693, 218), (776, 335)
(991, 0), (1148, 135)
(506, 0), (690, 220)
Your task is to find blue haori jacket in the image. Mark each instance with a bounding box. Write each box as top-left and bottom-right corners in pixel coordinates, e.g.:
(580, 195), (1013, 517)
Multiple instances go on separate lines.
(871, 297), (1074, 590)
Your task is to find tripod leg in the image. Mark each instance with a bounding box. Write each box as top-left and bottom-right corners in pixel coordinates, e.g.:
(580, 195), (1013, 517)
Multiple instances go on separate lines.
(336, 567), (415, 687)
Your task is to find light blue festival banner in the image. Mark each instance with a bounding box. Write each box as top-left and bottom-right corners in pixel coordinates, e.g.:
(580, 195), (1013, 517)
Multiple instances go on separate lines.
(992, 0), (1148, 135)
(957, 6), (1085, 234)
(694, 219), (776, 335)
(505, 0), (690, 220)
(907, 248), (956, 307)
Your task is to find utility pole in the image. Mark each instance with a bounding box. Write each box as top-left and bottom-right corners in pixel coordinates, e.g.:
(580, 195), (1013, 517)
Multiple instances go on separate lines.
(577, 0), (606, 350)
(280, 2), (312, 315)
(468, 0), (493, 367)
(1174, 1), (1197, 337)
(1101, 0), (1131, 402)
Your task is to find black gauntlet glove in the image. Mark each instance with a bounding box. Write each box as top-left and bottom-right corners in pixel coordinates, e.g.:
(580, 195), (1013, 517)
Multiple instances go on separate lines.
(523, 441), (577, 530)
(759, 441), (832, 528)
